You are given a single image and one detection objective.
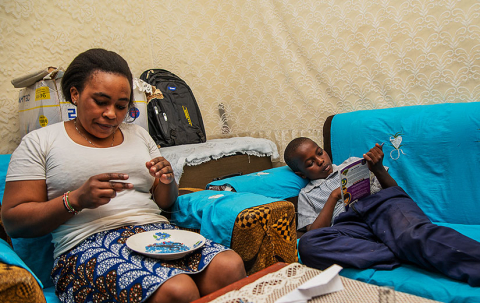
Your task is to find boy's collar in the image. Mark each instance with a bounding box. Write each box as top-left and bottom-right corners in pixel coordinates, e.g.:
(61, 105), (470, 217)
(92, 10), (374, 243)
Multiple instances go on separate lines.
(303, 164), (339, 192)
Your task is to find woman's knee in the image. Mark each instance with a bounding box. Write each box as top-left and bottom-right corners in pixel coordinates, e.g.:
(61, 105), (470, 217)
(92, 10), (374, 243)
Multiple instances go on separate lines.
(210, 250), (246, 281)
(194, 250), (246, 296)
(148, 274), (200, 303)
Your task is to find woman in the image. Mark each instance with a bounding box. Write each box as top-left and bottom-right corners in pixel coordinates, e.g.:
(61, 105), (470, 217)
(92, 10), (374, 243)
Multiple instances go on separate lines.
(2, 48), (246, 303)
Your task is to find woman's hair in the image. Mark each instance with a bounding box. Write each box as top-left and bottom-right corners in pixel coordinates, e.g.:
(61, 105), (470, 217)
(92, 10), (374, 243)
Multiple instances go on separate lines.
(61, 48), (134, 107)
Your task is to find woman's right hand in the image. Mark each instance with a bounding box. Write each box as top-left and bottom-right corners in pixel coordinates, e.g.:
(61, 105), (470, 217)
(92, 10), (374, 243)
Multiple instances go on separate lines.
(69, 173), (133, 211)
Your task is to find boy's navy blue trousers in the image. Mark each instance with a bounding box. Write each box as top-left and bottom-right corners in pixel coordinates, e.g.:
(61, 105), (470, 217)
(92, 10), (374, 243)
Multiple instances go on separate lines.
(298, 186), (480, 287)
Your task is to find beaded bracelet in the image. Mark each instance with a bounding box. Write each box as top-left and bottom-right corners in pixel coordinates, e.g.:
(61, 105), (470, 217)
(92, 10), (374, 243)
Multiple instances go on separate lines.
(62, 191), (79, 215)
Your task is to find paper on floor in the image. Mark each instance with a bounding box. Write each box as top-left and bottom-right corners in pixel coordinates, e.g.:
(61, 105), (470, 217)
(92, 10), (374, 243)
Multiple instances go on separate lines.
(275, 264), (344, 303)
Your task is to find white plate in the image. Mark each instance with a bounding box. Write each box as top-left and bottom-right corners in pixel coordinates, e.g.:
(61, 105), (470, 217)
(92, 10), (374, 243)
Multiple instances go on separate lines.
(126, 229), (206, 260)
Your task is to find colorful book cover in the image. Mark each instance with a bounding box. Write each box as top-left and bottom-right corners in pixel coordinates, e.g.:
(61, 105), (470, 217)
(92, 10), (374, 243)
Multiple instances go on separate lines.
(340, 159), (370, 209)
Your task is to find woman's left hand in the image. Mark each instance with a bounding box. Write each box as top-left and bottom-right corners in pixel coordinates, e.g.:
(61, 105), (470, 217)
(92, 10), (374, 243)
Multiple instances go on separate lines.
(146, 157), (175, 184)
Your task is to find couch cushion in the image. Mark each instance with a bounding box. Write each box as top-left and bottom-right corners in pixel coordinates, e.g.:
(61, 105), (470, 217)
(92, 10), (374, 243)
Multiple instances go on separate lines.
(341, 265), (480, 303)
(330, 102), (480, 225)
(434, 222), (480, 242)
(207, 166), (308, 200)
(1, 154), (55, 288)
(10, 236), (55, 288)
(0, 238), (43, 288)
(43, 286), (60, 303)
(171, 190), (279, 247)
(0, 154), (10, 205)
(340, 223), (480, 303)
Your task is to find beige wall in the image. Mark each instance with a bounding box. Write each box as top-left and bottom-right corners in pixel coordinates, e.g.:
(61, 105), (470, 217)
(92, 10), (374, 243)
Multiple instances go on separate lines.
(2, 0), (480, 161)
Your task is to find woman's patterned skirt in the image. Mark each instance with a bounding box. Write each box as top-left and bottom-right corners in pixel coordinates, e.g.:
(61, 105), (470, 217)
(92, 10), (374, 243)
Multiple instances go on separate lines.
(51, 223), (229, 303)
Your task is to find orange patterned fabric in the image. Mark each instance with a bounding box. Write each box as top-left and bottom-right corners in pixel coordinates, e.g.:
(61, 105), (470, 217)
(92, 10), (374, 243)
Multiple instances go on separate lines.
(231, 201), (297, 275)
(178, 200), (298, 275)
(0, 262), (46, 303)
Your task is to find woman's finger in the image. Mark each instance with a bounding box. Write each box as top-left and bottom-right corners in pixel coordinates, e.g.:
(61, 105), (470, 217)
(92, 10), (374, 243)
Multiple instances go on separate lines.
(108, 181), (134, 191)
(159, 172), (175, 184)
(96, 173), (130, 182)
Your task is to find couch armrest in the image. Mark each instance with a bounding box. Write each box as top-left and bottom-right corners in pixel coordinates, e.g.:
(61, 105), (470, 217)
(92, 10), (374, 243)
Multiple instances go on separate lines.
(231, 201), (297, 275)
(180, 201), (297, 275)
(0, 262), (46, 303)
(176, 189), (298, 275)
(0, 238), (44, 288)
(0, 238), (46, 303)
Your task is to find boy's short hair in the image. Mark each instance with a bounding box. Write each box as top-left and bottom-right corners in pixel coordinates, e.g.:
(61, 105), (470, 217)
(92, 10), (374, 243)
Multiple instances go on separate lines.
(284, 137), (313, 172)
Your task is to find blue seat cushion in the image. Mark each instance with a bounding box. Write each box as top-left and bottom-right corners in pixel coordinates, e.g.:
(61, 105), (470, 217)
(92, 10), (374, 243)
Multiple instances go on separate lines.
(0, 238), (43, 288)
(11, 236), (55, 288)
(341, 265), (480, 303)
(207, 166), (308, 200)
(1, 154), (55, 288)
(341, 223), (480, 303)
(43, 286), (60, 303)
(171, 190), (279, 247)
(0, 154), (11, 205)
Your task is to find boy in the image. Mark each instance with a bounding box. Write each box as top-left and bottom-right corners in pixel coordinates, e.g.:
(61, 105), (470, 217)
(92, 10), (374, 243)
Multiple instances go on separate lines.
(284, 137), (480, 287)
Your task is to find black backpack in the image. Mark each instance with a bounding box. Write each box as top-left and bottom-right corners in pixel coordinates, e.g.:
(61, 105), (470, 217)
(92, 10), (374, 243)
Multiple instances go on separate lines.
(140, 69), (206, 147)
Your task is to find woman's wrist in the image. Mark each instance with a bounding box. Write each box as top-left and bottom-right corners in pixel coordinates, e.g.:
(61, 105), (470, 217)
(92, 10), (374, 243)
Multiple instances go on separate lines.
(62, 190), (82, 215)
(153, 179), (178, 209)
(62, 191), (79, 214)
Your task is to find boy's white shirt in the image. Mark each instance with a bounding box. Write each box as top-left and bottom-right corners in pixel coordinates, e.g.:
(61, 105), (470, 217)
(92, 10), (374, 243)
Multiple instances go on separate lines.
(297, 157), (385, 231)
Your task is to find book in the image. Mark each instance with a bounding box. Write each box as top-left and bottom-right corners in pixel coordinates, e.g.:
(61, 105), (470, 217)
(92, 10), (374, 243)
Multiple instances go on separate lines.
(340, 159), (371, 209)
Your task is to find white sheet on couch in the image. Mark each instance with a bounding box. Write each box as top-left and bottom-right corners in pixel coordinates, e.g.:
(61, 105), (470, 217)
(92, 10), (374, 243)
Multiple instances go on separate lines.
(159, 137), (279, 184)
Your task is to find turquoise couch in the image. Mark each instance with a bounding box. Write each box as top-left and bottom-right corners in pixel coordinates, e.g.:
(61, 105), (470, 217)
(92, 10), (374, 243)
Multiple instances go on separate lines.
(0, 154), (58, 302)
(0, 154), (60, 303)
(207, 102), (480, 303)
(327, 102), (480, 303)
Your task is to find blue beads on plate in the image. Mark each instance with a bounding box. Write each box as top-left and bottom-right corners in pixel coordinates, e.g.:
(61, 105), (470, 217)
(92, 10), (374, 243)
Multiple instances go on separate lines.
(153, 232), (171, 240)
(193, 240), (203, 249)
(145, 231), (191, 254)
(145, 241), (190, 253)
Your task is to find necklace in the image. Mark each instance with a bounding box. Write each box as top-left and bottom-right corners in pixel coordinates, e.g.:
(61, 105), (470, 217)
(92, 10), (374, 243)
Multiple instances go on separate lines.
(74, 119), (115, 147)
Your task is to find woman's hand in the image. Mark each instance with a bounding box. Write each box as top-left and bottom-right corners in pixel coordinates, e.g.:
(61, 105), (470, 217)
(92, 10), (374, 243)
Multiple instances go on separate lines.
(147, 157), (178, 210)
(146, 157), (175, 184)
(69, 173), (133, 211)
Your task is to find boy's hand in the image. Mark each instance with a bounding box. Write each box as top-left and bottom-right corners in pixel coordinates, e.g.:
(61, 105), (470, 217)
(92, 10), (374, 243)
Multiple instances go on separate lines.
(330, 187), (342, 201)
(308, 187), (343, 231)
(363, 143), (385, 174)
(363, 143), (398, 189)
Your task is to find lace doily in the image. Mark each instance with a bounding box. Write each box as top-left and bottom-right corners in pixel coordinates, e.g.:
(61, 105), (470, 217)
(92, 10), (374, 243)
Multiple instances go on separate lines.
(159, 137), (280, 184)
(133, 78), (153, 94)
(210, 263), (440, 303)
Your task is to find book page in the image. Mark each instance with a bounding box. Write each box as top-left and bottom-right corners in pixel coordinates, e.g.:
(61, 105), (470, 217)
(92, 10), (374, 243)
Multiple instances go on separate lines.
(340, 159), (370, 209)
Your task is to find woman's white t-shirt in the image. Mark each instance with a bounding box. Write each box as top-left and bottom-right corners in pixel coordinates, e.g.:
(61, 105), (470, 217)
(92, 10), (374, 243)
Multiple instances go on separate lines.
(6, 122), (168, 258)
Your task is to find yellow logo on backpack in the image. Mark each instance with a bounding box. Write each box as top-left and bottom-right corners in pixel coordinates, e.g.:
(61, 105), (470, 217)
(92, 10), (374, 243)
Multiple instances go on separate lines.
(182, 106), (193, 126)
